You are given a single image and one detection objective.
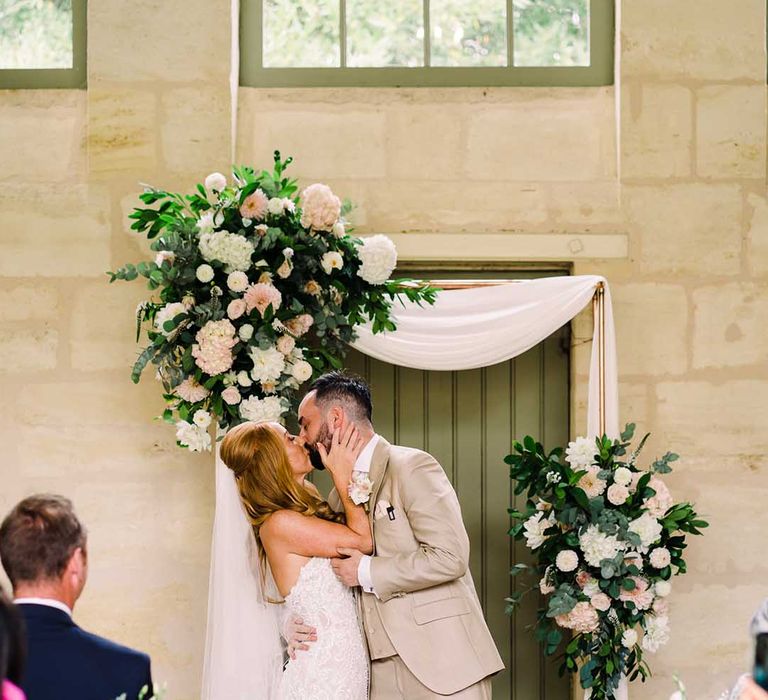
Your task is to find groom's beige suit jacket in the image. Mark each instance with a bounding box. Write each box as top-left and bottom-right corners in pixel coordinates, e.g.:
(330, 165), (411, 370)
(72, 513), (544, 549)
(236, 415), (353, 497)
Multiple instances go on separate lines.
(329, 437), (504, 696)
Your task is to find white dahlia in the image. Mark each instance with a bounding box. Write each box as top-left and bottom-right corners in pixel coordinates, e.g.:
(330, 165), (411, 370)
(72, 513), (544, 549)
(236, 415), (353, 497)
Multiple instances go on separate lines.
(556, 550), (579, 572)
(239, 395), (286, 423)
(356, 235), (397, 285)
(523, 511), (554, 550)
(249, 345), (286, 384)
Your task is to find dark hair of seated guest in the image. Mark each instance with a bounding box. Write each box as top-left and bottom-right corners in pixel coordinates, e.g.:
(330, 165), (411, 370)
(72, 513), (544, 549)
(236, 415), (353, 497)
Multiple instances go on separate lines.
(0, 587), (26, 686)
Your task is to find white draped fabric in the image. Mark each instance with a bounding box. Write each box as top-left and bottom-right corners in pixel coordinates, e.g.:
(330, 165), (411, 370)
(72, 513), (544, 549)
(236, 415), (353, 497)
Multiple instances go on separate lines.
(201, 446), (283, 700)
(351, 274), (619, 440)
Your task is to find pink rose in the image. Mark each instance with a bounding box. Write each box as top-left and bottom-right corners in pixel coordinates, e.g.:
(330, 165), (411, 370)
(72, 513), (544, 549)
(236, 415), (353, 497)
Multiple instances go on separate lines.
(590, 593), (611, 612)
(276, 335), (295, 355)
(240, 189), (269, 220)
(227, 299), (247, 320)
(221, 386), (242, 405)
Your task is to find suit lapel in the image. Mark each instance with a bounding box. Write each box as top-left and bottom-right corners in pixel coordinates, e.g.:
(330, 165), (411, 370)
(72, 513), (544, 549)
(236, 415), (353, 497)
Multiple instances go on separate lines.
(367, 437), (391, 529)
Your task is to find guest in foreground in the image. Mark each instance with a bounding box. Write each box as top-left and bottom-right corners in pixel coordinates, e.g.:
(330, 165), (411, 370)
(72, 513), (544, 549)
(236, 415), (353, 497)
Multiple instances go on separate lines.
(722, 599), (768, 700)
(0, 495), (153, 700)
(0, 588), (26, 700)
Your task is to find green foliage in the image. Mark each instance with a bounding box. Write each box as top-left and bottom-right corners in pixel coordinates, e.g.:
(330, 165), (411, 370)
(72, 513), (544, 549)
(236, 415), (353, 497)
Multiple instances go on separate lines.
(0, 0), (72, 69)
(505, 425), (708, 699)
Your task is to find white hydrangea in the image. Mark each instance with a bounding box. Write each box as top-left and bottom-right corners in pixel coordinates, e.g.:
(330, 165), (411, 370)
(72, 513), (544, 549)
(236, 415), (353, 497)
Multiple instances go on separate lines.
(565, 436), (598, 470)
(628, 513), (663, 552)
(227, 271), (249, 293)
(523, 511), (554, 550)
(154, 302), (187, 336)
(321, 251), (344, 275)
(239, 395), (286, 423)
(578, 524), (625, 568)
(249, 345), (286, 383)
(193, 409), (212, 429)
(556, 550), (579, 572)
(199, 230), (255, 273)
(356, 234), (397, 285)
(175, 420), (211, 452)
(654, 580), (672, 598)
(291, 359), (313, 383)
(613, 466), (633, 486)
(641, 615), (670, 653)
(196, 264), (215, 283)
(621, 628), (638, 649)
(649, 547), (671, 569)
(204, 172), (227, 192)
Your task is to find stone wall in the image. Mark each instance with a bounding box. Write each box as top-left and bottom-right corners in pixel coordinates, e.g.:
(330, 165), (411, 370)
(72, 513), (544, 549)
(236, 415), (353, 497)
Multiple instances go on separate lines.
(0, 1), (766, 698)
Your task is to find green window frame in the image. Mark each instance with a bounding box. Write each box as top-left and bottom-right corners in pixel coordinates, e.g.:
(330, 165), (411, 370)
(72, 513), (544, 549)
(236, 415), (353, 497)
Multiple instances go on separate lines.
(240, 0), (614, 88)
(0, 0), (87, 89)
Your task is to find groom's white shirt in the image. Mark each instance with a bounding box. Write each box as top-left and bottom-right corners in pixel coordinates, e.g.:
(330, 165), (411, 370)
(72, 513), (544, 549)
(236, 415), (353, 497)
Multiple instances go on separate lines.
(353, 433), (380, 595)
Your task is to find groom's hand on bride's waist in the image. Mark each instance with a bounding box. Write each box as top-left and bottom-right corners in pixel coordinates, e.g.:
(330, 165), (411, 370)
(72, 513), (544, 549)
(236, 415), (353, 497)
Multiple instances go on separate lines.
(333, 547), (363, 587)
(285, 616), (317, 659)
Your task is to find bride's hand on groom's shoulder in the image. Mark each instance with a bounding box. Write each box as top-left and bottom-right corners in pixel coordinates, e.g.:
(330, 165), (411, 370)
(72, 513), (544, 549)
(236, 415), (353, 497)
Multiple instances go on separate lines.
(317, 423), (364, 487)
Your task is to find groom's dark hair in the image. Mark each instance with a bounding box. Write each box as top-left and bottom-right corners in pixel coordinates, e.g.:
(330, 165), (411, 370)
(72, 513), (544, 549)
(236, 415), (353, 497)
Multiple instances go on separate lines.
(310, 371), (373, 423)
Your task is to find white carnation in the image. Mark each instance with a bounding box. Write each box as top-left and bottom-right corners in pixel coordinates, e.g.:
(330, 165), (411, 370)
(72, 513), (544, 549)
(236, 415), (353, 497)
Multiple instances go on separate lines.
(239, 395), (286, 423)
(649, 547), (671, 569)
(614, 467), (633, 486)
(154, 302), (187, 336)
(321, 251), (344, 274)
(556, 550), (579, 572)
(267, 197), (285, 215)
(196, 264), (215, 283)
(291, 359), (313, 383)
(249, 345), (286, 383)
(175, 420), (211, 452)
(565, 436), (598, 469)
(227, 271), (249, 293)
(578, 524), (625, 568)
(621, 628), (638, 648)
(356, 235), (397, 285)
(654, 580), (672, 597)
(641, 615), (670, 653)
(628, 513), (663, 552)
(238, 324), (254, 342)
(204, 172), (227, 192)
(523, 511), (554, 550)
(199, 230), (255, 273)
(193, 409), (212, 429)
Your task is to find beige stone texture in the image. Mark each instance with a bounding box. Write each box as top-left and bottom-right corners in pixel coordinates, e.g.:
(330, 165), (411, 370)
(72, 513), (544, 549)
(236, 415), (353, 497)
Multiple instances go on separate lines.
(696, 85), (767, 179)
(693, 282), (768, 368)
(621, 83), (692, 179)
(0, 285), (59, 322)
(624, 184), (743, 276)
(747, 192), (768, 276)
(0, 326), (58, 372)
(621, 0), (767, 81)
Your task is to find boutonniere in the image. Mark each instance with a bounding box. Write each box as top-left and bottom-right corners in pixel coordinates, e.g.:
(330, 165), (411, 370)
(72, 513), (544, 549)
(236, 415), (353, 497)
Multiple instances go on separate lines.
(348, 471), (373, 510)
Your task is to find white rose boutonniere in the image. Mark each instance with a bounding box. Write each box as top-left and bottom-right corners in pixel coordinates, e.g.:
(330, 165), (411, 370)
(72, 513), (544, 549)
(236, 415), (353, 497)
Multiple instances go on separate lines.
(348, 471), (373, 507)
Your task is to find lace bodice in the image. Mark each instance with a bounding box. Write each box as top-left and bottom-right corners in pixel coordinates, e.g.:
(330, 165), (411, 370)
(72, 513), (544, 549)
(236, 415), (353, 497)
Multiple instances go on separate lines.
(279, 557), (369, 700)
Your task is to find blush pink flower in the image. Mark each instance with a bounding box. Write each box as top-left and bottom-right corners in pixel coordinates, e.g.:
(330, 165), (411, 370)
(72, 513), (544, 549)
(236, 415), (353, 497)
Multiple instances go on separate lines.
(555, 602), (600, 634)
(227, 299), (247, 320)
(174, 377), (210, 403)
(191, 319), (237, 376)
(240, 189), (269, 220)
(619, 576), (654, 611)
(221, 386), (242, 405)
(644, 477), (674, 518)
(652, 597), (669, 616)
(590, 593), (611, 612)
(284, 313), (314, 338)
(276, 335), (296, 355)
(243, 283), (282, 317)
(299, 183), (341, 231)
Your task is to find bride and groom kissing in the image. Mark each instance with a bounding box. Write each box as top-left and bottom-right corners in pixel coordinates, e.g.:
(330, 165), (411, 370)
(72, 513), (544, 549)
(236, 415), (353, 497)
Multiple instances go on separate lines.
(220, 371), (503, 699)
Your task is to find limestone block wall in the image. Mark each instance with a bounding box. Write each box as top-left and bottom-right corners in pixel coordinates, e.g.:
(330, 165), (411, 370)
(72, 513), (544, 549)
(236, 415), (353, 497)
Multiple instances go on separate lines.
(0, 0), (766, 698)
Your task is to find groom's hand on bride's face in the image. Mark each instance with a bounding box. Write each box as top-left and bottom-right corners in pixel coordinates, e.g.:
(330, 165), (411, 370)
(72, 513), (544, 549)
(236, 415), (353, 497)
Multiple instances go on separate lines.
(285, 616), (317, 659)
(332, 548), (363, 587)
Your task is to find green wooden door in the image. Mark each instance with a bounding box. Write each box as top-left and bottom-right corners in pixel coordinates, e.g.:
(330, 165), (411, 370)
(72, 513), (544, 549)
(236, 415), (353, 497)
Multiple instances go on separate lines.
(313, 268), (571, 699)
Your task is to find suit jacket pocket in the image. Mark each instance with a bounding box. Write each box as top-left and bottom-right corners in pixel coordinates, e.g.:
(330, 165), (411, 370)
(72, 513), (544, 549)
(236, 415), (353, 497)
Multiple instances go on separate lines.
(412, 596), (471, 625)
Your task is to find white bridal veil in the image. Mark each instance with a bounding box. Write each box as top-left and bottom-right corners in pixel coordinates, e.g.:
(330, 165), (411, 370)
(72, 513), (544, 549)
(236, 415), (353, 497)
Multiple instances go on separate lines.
(201, 447), (283, 700)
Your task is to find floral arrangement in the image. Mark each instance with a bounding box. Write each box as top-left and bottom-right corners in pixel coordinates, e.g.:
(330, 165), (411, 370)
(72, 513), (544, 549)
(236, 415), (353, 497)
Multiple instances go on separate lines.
(108, 153), (435, 451)
(506, 424), (708, 700)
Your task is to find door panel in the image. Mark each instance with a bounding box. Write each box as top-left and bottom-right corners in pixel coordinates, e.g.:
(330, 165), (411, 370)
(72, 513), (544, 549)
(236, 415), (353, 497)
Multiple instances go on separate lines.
(311, 269), (570, 699)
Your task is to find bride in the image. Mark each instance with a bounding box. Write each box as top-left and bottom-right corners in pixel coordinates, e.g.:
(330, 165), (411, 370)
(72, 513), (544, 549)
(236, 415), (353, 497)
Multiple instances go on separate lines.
(218, 420), (371, 699)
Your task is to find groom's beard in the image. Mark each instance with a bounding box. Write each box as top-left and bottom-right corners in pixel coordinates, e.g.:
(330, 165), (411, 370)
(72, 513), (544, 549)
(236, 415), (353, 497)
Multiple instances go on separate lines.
(308, 424), (334, 471)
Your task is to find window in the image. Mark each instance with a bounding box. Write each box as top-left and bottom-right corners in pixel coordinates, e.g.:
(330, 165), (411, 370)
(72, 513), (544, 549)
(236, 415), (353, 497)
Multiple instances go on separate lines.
(240, 0), (613, 87)
(0, 0), (86, 89)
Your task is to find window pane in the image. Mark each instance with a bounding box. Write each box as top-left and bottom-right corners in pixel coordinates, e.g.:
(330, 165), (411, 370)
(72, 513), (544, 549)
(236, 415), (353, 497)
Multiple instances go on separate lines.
(513, 0), (589, 67)
(0, 0), (73, 69)
(263, 0), (340, 68)
(430, 0), (507, 67)
(347, 0), (424, 67)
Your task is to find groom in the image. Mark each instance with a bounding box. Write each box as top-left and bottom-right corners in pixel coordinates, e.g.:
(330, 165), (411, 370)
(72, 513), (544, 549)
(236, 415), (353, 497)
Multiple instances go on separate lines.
(297, 371), (503, 699)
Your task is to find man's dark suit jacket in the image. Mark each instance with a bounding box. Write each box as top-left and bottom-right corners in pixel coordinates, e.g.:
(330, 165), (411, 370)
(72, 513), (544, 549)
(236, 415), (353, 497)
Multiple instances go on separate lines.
(18, 603), (153, 700)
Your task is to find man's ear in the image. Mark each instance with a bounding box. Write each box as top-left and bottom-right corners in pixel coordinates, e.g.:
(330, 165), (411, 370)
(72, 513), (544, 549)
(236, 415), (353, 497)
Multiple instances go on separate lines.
(328, 405), (345, 431)
(66, 547), (87, 581)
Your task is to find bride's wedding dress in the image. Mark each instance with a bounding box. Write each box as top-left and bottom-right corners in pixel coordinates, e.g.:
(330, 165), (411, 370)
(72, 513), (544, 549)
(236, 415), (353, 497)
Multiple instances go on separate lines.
(280, 557), (369, 699)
